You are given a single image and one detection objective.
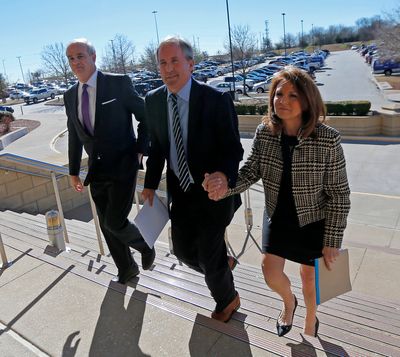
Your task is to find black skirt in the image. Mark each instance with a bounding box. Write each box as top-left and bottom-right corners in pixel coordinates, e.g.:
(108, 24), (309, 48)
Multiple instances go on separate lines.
(262, 210), (324, 266)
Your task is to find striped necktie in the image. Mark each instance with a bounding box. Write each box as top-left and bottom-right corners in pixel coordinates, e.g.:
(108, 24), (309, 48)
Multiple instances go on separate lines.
(82, 84), (93, 135)
(170, 93), (191, 192)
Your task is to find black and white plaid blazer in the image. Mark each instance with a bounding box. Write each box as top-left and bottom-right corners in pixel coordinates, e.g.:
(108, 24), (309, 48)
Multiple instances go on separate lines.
(230, 122), (351, 248)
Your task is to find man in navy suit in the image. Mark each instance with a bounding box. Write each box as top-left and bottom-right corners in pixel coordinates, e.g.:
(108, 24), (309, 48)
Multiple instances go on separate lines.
(64, 38), (155, 284)
(142, 37), (244, 322)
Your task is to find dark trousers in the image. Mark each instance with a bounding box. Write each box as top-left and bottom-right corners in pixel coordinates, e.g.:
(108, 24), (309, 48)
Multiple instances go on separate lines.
(90, 176), (149, 274)
(170, 180), (236, 312)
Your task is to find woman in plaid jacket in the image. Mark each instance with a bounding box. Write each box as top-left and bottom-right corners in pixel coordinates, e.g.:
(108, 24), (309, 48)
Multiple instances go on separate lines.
(204, 66), (350, 337)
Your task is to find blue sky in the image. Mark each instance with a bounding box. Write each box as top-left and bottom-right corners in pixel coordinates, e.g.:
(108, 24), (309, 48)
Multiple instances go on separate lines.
(1, 0), (398, 83)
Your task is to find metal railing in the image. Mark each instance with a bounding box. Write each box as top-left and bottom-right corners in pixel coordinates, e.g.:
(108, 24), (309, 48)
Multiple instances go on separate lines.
(0, 153), (104, 252)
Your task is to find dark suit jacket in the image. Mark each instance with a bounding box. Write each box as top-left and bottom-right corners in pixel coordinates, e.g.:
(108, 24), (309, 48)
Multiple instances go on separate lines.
(64, 71), (148, 185)
(144, 79), (243, 224)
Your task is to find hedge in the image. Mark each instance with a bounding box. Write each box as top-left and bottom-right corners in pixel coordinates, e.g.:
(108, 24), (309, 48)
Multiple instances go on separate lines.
(234, 100), (371, 116)
(324, 101), (371, 116)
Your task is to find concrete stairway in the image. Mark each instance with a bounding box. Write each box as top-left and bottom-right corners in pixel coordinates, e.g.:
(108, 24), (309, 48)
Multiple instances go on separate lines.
(1, 210), (400, 356)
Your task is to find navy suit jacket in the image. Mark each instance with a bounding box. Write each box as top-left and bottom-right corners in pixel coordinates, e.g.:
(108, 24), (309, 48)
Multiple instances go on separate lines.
(144, 79), (243, 224)
(64, 71), (148, 184)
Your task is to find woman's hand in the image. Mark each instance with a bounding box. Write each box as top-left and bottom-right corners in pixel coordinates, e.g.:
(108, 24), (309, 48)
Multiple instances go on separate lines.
(322, 246), (340, 271)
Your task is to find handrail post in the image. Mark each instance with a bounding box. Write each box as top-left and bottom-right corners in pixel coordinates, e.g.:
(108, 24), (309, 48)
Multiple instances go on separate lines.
(0, 232), (12, 269)
(244, 189), (253, 232)
(51, 171), (69, 243)
(88, 186), (105, 255)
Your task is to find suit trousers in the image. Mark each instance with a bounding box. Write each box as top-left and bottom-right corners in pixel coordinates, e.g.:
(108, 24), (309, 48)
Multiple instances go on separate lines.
(169, 181), (236, 312)
(90, 175), (149, 273)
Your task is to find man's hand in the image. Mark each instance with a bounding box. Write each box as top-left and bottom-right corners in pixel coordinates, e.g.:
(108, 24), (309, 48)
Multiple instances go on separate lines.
(142, 188), (155, 206)
(322, 246), (340, 271)
(202, 172), (228, 201)
(70, 175), (84, 192)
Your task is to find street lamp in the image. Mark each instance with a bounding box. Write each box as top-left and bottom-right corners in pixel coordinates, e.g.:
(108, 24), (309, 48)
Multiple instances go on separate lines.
(225, 0), (235, 94)
(301, 20), (304, 49)
(16, 56), (26, 84)
(152, 10), (160, 45)
(282, 13), (286, 56)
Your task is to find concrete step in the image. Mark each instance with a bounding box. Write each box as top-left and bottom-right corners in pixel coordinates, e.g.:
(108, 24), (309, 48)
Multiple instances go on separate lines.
(1, 210), (400, 356)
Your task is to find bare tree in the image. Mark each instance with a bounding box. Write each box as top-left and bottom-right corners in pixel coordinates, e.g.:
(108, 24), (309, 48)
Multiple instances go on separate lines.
(139, 42), (158, 74)
(102, 34), (135, 74)
(375, 9), (399, 59)
(41, 42), (71, 84)
(225, 24), (257, 95)
(0, 74), (7, 100)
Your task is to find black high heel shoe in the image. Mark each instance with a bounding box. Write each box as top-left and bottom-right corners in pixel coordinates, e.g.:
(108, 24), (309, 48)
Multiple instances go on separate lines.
(276, 295), (298, 337)
(314, 317), (319, 337)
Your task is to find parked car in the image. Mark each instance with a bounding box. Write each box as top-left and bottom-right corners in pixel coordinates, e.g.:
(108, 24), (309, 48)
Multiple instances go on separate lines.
(24, 88), (56, 104)
(0, 105), (14, 113)
(9, 90), (28, 100)
(372, 58), (400, 76)
(213, 82), (245, 94)
(224, 75), (254, 90)
(253, 77), (273, 93)
(134, 83), (151, 97)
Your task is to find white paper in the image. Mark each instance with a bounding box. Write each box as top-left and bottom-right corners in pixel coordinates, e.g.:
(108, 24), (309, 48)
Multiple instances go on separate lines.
(134, 194), (169, 248)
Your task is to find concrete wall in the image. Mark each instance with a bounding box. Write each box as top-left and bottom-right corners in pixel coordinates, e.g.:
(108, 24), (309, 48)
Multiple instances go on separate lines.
(0, 159), (167, 215)
(0, 165), (89, 215)
(238, 113), (400, 137)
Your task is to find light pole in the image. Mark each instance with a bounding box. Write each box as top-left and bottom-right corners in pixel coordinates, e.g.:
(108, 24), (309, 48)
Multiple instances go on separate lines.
(16, 56), (26, 84)
(110, 39), (116, 72)
(2, 59), (6, 81)
(152, 10), (160, 45)
(225, 0), (235, 94)
(282, 13), (286, 56)
(301, 20), (304, 49)
(311, 23), (314, 50)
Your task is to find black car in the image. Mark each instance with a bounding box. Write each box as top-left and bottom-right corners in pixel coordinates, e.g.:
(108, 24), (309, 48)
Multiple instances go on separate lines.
(0, 105), (14, 113)
(134, 83), (151, 97)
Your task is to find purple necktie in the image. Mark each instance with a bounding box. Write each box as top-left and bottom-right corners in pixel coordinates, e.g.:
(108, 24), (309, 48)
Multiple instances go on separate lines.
(81, 84), (93, 135)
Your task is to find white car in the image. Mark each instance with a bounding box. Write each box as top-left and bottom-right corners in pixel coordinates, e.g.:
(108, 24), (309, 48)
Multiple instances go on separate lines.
(9, 90), (28, 100)
(213, 82), (245, 94)
(253, 78), (273, 93)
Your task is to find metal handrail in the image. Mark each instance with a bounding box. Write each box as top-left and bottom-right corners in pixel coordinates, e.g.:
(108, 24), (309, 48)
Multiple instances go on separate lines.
(0, 153), (102, 251)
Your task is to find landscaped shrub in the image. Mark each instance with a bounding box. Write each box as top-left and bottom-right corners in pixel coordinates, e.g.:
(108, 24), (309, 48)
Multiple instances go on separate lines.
(325, 101), (371, 116)
(235, 100), (371, 116)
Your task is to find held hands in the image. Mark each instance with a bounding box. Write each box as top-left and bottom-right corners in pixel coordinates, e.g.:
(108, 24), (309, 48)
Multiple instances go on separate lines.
(70, 175), (84, 193)
(202, 172), (229, 201)
(322, 246), (340, 271)
(142, 188), (155, 206)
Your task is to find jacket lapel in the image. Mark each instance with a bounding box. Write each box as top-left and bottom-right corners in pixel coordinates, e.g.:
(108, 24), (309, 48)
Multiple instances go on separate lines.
(94, 71), (105, 135)
(187, 80), (202, 160)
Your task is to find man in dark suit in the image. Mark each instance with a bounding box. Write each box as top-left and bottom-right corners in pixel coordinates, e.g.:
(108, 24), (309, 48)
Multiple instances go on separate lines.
(142, 37), (244, 322)
(64, 38), (155, 284)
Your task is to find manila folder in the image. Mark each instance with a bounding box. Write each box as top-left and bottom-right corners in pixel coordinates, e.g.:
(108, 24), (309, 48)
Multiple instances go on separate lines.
(315, 249), (352, 305)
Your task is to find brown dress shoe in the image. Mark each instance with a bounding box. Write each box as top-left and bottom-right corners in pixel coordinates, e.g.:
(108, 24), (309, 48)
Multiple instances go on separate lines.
(228, 256), (238, 271)
(211, 293), (240, 322)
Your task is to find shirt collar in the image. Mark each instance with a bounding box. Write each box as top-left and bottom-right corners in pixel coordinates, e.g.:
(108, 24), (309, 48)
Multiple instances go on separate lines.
(167, 77), (191, 102)
(79, 69), (98, 89)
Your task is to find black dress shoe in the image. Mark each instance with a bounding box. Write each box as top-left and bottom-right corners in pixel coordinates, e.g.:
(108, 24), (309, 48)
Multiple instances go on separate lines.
(276, 295), (298, 337)
(141, 247), (156, 270)
(112, 265), (139, 284)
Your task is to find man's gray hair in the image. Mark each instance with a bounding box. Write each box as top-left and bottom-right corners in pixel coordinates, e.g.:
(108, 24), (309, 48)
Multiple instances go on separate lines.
(157, 36), (193, 62)
(66, 38), (96, 55)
